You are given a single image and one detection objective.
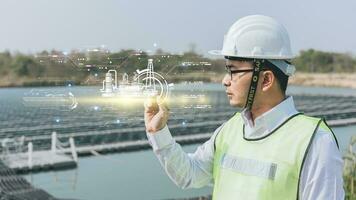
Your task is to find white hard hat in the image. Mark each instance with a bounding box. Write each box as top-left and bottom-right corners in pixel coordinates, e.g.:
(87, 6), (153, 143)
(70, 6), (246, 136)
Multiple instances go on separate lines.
(210, 15), (296, 75)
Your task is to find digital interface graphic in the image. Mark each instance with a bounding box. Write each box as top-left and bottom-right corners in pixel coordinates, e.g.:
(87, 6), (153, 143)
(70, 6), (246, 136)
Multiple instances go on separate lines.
(23, 89), (78, 111)
(100, 59), (173, 101)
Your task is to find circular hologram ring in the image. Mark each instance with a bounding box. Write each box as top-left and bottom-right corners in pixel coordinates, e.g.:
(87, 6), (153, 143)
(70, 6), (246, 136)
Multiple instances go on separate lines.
(135, 71), (170, 101)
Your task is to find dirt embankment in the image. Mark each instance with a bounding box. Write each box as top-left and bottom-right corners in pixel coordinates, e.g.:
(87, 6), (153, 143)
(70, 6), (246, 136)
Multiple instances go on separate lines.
(210, 72), (356, 88)
(289, 73), (356, 88)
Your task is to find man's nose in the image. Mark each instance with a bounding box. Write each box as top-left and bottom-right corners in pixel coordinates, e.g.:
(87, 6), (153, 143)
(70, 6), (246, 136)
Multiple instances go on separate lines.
(222, 74), (231, 87)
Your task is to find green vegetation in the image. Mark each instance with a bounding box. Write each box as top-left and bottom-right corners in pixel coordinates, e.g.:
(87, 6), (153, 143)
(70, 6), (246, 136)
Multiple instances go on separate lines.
(293, 49), (356, 73)
(0, 48), (355, 87)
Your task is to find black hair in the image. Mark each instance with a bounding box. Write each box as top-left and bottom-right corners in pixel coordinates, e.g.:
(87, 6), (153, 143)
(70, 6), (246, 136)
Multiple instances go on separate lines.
(224, 56), (289, 94)
(264, 60), (289, 94)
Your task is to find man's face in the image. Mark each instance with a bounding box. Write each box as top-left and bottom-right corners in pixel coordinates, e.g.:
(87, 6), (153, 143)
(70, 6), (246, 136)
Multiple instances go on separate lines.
(222, 60), (254, 107)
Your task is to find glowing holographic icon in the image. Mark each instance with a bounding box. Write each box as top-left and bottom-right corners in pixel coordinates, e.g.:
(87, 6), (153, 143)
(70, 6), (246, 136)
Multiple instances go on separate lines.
(23, 90), (78, 111)
(135, 59), (171, 100)
(100, 59), (173, 101)
(100, 70), (118, 97)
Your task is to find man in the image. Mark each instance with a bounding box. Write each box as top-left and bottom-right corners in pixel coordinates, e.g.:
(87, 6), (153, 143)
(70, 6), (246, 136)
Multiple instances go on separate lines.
(144, 15), (344, 200)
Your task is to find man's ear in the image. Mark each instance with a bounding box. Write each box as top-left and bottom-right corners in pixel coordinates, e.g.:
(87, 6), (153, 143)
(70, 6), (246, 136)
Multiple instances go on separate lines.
(261, 71), (274, 92)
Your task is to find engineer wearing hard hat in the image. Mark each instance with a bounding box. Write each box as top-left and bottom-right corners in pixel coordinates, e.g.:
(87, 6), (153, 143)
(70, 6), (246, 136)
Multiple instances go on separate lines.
(144, 15), (344, 200)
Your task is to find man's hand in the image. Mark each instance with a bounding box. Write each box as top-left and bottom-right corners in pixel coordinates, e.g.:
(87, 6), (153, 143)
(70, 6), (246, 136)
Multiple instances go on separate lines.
(144, 97), (170, 134)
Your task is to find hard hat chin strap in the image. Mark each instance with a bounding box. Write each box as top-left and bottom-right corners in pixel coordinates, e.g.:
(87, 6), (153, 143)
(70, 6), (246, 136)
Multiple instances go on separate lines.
(244, 59), (264, 110)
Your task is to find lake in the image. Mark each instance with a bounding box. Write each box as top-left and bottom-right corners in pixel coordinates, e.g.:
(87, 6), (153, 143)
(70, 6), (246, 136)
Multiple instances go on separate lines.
(0, 83), (354, 200)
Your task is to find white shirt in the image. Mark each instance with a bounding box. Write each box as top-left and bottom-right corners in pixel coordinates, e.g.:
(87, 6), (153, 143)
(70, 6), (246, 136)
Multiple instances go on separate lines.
(146, 96), (345, 199)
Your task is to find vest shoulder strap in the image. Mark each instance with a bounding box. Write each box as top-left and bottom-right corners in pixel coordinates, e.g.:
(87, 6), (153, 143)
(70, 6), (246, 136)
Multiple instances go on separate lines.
(213, 112), (240, 152)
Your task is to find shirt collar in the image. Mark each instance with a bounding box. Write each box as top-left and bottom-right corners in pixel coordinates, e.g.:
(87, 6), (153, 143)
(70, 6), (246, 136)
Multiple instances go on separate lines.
(241, 96), (299, 139)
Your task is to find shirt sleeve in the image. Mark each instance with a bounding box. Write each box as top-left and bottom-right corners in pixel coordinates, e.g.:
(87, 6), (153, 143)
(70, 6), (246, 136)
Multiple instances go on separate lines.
(299, 127), (345, 200)
(146, 124), (224, 189)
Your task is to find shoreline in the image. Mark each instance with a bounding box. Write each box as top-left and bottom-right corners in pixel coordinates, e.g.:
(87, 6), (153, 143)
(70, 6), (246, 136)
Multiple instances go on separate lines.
(1, 72), (356, 89)
(289, 73), (356, 89)
(209, 72), (356, 89)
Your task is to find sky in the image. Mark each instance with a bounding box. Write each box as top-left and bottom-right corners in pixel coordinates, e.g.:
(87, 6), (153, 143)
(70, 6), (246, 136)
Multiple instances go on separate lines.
(0, 0), (355, 56)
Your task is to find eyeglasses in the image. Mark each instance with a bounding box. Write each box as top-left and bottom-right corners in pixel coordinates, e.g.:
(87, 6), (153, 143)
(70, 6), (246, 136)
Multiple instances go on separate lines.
(225, 65), (254, 80)
(225, 65), (270, 80)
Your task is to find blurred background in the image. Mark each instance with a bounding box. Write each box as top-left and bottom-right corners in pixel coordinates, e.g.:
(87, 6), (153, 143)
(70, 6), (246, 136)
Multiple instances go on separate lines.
(0, 0), (355, 199)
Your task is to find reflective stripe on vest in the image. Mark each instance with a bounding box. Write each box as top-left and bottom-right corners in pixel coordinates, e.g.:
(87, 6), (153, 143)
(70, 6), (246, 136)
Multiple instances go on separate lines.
(212, 113), (336, 200)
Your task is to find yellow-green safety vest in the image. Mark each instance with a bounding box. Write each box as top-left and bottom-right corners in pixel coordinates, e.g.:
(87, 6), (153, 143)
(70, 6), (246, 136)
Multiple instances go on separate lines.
(212, 113), (338, 200)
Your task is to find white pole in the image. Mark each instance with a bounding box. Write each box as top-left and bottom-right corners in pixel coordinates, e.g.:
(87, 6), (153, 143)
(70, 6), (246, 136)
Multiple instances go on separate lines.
(69, 137), (78, 163)
(51, 132), (57, 154)
(101, 80), (105, 91)
(28, 142), (33, 169)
